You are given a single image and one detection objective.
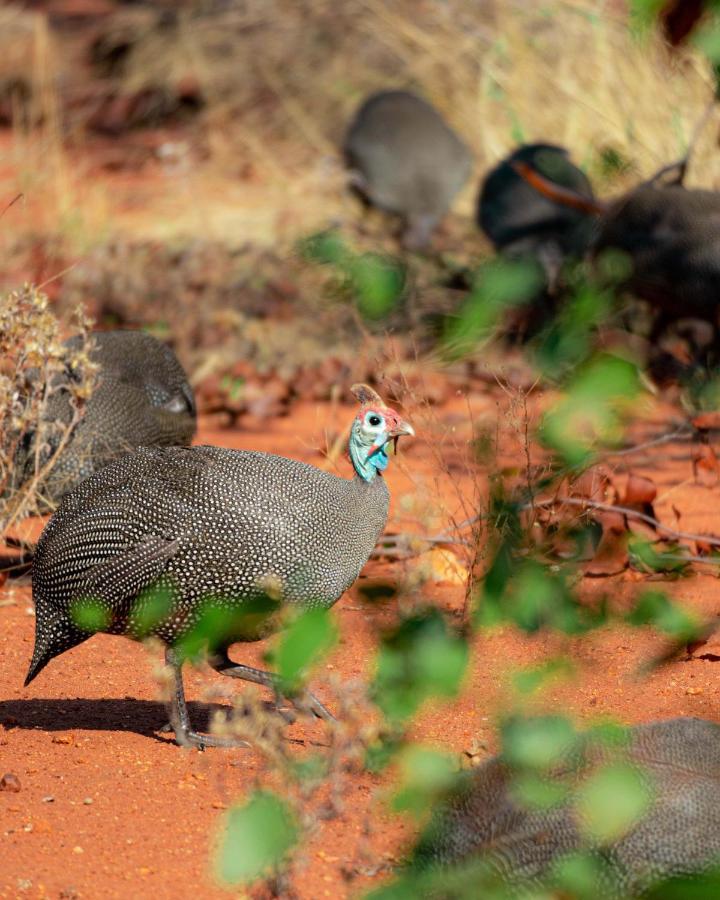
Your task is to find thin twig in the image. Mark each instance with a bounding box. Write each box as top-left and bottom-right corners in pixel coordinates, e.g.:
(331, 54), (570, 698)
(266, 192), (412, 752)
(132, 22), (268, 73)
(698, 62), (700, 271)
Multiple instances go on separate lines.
(530, 496), (720, 549)
(0, 193), (23, 220)
(601, 426), (693, 458)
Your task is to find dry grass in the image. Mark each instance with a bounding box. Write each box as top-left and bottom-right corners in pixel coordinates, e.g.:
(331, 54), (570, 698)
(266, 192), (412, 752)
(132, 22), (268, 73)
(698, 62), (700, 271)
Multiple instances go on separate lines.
(0, 0), (717, 253)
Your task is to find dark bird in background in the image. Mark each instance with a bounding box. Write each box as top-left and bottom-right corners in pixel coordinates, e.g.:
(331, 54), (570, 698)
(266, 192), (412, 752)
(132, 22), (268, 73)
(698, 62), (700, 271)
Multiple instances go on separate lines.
(344, 90), (472, 250)
(25, 384), (414, 749)
(491, 140), (720, 349)
(478, 143), (597, 291)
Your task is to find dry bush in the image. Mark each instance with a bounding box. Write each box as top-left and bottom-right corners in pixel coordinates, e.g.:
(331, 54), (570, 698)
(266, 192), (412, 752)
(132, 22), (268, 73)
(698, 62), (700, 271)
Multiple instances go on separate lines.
(0, 286), (96, 536)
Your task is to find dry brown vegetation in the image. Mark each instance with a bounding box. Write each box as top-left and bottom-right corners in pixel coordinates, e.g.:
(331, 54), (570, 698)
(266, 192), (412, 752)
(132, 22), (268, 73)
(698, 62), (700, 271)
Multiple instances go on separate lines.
(0, 287), (95, 536)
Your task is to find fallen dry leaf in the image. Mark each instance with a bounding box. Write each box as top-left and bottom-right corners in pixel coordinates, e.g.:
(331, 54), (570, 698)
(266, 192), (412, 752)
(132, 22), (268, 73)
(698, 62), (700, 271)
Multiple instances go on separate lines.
(411, 548), (468, 585)
(691, 411), (720, 430)
(569, 465), (616, 503)
(693, 443), (720, 486)
(583, 513), (630, 578)
(623, 473), (657, 508)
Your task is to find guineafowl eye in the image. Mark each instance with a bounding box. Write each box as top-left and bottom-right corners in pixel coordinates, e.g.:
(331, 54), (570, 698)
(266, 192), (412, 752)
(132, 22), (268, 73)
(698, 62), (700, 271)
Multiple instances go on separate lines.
(367, 414), (383, 427)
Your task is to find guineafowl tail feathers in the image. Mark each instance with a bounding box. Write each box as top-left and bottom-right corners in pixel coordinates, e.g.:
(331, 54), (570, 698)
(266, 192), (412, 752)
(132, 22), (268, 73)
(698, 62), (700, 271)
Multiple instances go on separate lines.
(24, 609), (91, 686)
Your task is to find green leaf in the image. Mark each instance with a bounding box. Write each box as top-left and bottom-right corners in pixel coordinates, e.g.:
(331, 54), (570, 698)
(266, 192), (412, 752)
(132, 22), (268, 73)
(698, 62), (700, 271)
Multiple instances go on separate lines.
(69, 596), (111, 633)
(626, 590), (700, 641)
(479, 558), (606, 636)
(131, 581), (174, 637)
(175, 593), (281, 662)
(373, 609), (468, 725)
(273, 607), (337, 693)
(512, 658), (574, 696)
(443, 258), (544, 357)
(510, 772), (569, 810)
(551, 851), (620, 896)
(300, 229), (347, 265)
(347, 253), (405, 320)
(216, 790), (298, 885)
(628, 540), (691, 575)
(540, 354), (640, 465)
(575, 762), (652, 843)
(392, 746), (458, 815)
(502, 715), (578, 771)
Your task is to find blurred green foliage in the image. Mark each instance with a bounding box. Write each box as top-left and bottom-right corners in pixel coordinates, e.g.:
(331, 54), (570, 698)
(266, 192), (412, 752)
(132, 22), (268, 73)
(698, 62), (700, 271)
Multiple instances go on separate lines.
(576, 761), (651, 843)
(175, 593), (280, 663)
(216, 790), (297, 885)
(628, 540), (691, 576)
(625, 589), (700, 641)
(372, 608), (468, 728)
(270, 606), (337, 694)
(301, 230), (405, 320)
(540, 354), (641, 466)
(69, 596), (111, 632)
(392, 746), (459, 816)
(131, 582), (174, 638)
(477, 554), (607, 634)
(444, 257), (545, 357)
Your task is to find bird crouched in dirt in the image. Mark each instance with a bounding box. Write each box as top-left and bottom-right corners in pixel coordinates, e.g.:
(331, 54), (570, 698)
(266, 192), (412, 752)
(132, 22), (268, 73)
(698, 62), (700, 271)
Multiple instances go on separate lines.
(14, 329), (197, 508)
(24, 384), (414, 748)
(344, 90), (472, 250)
(406, 717), (720, 896)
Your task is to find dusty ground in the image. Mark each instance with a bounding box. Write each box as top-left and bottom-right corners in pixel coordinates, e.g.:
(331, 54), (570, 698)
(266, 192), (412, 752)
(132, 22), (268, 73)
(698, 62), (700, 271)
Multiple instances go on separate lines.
(2, 394), (720, 899)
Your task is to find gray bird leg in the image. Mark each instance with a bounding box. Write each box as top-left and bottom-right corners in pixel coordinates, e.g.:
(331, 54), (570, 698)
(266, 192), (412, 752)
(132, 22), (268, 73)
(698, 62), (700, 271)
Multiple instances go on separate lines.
(210, 650), (336, 723)
(165, 647), (249, 750)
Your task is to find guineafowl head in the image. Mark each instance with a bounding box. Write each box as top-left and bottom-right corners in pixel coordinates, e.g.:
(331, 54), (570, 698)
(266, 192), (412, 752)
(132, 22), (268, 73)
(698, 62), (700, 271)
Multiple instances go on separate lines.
(349, 383), (414, 482)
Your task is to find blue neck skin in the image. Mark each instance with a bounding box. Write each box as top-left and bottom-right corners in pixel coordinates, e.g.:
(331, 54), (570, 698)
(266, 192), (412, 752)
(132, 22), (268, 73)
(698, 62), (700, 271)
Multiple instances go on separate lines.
(349, 428), (389, 483)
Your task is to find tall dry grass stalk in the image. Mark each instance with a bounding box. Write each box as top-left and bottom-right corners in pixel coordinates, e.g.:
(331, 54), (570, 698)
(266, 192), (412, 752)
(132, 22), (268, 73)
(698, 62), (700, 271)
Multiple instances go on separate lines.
(0, 7), (111, 250)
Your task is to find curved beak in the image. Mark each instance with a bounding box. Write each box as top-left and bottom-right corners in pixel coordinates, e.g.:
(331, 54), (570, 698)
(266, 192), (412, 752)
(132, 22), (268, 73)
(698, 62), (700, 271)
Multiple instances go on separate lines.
(366, 420), (415, 460)
(388, 420), (415, 439)
(388, 419), (415, 455)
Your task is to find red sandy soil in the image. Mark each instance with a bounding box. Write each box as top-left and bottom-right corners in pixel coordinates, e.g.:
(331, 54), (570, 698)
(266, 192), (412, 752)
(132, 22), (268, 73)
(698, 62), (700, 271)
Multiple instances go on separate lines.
(2, 395), (720, 899)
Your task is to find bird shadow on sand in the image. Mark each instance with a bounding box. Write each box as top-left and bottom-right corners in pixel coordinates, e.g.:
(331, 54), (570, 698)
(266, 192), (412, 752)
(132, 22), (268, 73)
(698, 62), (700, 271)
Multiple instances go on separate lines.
(0, 697), (232, 744)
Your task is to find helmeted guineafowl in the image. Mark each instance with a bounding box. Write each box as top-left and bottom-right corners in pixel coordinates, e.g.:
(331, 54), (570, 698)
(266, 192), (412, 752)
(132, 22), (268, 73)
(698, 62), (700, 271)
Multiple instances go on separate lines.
(25, 383), (414, 748)
(344, 90), (472, 250)
(407, 717), (720, 896)
(14, 329), (196, 508)
(478, 143), (597, 290)
(502, 153), (720, 348)
(594, 182), (720, 344)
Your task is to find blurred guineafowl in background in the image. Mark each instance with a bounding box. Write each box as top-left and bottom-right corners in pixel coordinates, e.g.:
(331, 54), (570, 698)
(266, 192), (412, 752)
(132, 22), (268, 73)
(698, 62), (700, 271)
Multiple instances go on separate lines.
(24, 383), (414, 749)
(407, 717), (720, 897)
(478, 143), (597, 289)
(344, 90), (472, 250)
(15, 329), (196, 508)
(594, 181), (720, 345)
(505, 152), (720, 349)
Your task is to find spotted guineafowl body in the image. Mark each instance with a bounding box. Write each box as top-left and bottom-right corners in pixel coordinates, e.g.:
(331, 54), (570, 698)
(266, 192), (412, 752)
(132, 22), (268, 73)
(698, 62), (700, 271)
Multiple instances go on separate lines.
(344, 90), (472, 249)
(18, 330), (196, 507)
(26, 384), (413, 747)
(410, 717), (720, 896)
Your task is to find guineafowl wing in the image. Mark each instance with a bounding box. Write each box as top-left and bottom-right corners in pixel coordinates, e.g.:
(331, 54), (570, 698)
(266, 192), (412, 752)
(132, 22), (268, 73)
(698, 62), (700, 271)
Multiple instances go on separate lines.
(78, 534), (181, 604)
